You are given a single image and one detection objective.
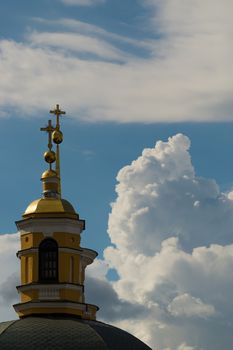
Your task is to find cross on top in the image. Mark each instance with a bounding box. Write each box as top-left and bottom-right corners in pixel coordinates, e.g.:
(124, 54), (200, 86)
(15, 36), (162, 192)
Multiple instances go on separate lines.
(40, 119), (55, 151)
(50, 104), (66, 129)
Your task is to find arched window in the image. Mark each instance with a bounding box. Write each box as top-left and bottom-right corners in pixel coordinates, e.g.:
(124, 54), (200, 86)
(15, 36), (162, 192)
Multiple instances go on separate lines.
(39, 238), (58, 282)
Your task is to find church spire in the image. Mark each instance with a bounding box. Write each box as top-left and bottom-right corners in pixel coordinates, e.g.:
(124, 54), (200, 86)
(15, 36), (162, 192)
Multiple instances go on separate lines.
(50, 104), (66, 196)
(13, 105), (98, 320)
(40, 119), (59, 199)
(40, 119), (56, 170)
(39, 104), (65, 198)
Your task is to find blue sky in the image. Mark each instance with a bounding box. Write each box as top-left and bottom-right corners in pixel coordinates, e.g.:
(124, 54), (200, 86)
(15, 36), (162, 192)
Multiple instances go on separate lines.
(1, 118), (232, 241)
(0, 0), (150, 39)
(0, 1), (233, 349)
(2, 118), (233, 253)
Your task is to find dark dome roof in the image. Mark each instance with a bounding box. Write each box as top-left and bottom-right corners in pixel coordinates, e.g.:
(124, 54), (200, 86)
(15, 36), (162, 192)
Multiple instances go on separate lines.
(0, 316), (152, 350)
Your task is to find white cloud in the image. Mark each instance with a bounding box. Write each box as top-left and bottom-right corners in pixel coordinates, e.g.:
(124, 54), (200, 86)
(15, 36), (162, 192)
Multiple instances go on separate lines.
(0, 0), (232, 122)
(33, 18), (152, 50)
(103, 134), (233, 349)
(85, 275), (147, 322)
(86, 258), (109, 280)
(177, 344), (195, 350)
(167, 293), (215, 318)
(60, 0), (105, 6)
(107, 134), (233, 254)
(28, 31), (128, 61)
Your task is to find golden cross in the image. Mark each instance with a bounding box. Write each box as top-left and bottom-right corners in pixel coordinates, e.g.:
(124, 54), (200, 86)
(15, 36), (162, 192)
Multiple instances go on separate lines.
(49, 104), (65, 197)
(40, 120), (55, 151)
(50, 104), (66, 130)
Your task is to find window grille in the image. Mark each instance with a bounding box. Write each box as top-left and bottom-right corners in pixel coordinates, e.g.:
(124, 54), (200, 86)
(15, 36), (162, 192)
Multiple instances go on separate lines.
(39, 238), (58, 282)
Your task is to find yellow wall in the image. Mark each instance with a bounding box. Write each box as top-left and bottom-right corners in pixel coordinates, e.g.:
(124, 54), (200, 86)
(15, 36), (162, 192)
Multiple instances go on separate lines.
(21, 232), (44, 250)
(17, 228), (94, 320)
(58, 252), (80, 283)
(20, 289), (39, 303)
(20, 240), (81, 285)
(21, 253), (38, 284)
(53, 232), (80, 248)
(21, 232), (80, 249)
(20, 231), (82, 285)
(60, 288), (82, 302)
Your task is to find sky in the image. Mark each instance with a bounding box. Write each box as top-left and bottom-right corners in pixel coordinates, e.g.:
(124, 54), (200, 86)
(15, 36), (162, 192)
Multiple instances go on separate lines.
(0, 1), (233, 349)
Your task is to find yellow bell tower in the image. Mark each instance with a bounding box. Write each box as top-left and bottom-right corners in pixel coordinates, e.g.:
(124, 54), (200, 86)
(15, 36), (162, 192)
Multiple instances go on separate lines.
(13, 105), (98, 320)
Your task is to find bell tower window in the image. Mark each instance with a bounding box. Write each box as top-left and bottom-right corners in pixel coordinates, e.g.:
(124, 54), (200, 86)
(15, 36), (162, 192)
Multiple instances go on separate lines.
(39, 238), (58, 282)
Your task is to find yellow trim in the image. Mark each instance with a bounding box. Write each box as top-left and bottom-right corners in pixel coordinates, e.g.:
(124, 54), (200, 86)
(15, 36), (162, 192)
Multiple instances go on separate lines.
(19, 287), (82, 303)
(21, 232), (80, 250)
(16, 307), (96, 319)
(21, 253), (38, 284)
(20, 289), (39, 303)
(60, 288), (82, 303)
(59, 252), (80, 283)
(15, 299), (98, 320)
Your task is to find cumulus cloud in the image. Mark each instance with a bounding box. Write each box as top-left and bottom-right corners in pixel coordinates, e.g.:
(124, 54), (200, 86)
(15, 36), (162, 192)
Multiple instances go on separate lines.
(108, 134), (233, 254)
(102, 134), (233, 349)
(85, 275), (147, 322)
(0, 1), (232, 122)
(60, 0), (105, 6)
(167, 293), (215, 319)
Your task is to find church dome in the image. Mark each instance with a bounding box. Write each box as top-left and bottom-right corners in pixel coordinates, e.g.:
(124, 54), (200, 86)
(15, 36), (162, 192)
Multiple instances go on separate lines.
(0, 316), (151, 349)
(23, 198), (78, 219)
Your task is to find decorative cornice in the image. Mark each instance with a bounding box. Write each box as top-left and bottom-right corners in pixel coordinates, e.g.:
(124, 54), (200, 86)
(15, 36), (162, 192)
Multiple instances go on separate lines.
(13, 300), (99, 312)
(17, 248), (38, 257)
(80, 247), (98, 266)
(16, 217), (85, 236)
(17, 283), (84, 293)
(17, 247), (98, 261)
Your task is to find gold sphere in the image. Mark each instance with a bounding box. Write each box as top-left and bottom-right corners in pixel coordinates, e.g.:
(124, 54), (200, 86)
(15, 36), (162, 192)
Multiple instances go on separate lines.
(52, 130), (63, 144)
(44, 150), (56, 163)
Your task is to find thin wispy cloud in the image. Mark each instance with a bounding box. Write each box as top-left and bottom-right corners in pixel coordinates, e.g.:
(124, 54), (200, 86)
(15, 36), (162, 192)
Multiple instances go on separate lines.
(32, 18), (153, 50)
(28, 31), (129, 62)
(60, 0), (105, 6)
(0, 0), (231, 122)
